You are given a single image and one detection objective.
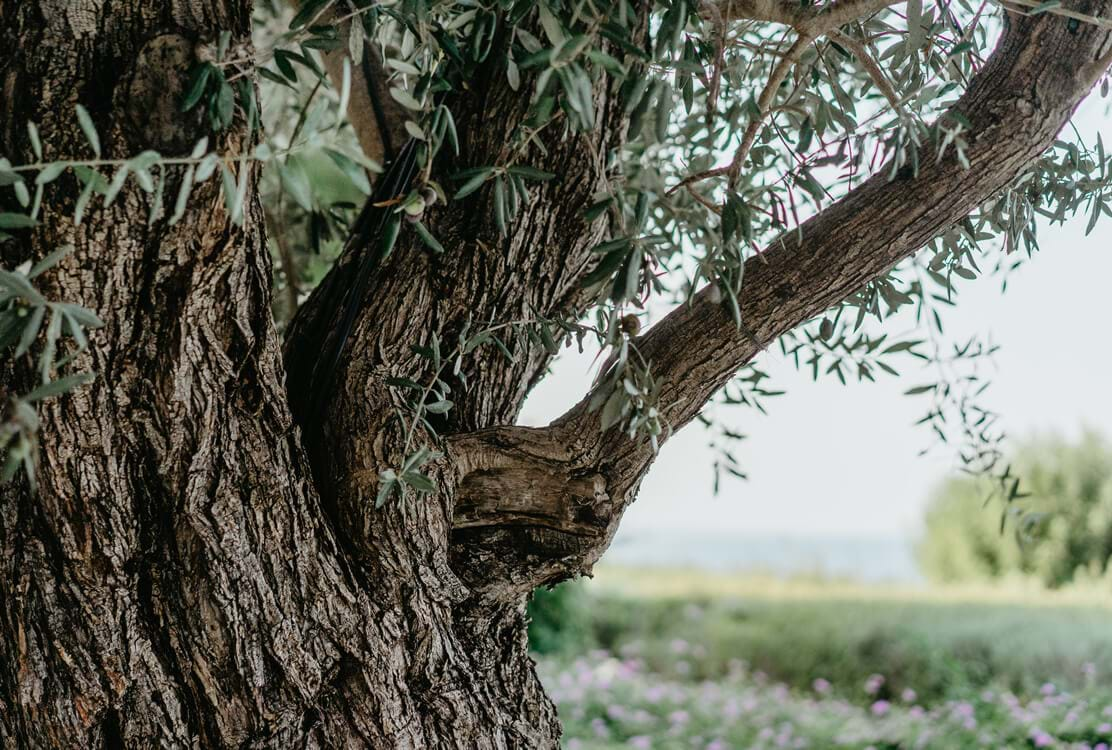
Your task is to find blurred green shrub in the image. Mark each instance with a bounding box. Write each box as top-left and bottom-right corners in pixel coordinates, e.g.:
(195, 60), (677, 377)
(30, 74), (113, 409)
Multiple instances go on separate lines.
(527, 580), (594, 655)
(918, 431), (1112, 588)
(552, 592), (1112, 704)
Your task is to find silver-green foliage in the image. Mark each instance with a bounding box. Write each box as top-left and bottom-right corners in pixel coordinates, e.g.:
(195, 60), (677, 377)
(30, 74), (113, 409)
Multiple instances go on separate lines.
(5, 0), (1112, 507)
(0, 247), (103, 489)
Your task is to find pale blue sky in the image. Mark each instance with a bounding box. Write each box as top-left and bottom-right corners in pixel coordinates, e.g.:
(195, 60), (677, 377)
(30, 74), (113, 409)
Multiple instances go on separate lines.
(520, 94), (1112, 543)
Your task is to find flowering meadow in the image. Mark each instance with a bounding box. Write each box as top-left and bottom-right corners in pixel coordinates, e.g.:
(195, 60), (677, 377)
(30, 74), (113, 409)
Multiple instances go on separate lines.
(532, 573), (1112, 749)
(539, 650), (1112, 749)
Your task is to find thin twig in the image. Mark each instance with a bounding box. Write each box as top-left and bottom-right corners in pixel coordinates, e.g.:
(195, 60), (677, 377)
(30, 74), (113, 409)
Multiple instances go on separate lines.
(666, 165), (731, 195)
(727, 32), (815, 186)
(829, 30), (903, 112)
(701, 0), (730, 128)
(685, 184), (723, 212)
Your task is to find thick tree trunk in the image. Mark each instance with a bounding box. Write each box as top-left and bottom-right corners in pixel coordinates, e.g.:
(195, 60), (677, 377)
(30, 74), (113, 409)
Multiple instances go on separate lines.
(0, 2), (556, 747)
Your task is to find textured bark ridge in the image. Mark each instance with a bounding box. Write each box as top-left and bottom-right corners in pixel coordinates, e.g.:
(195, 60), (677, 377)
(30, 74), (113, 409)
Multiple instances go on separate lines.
(0, 2), (557, 747)
(1, 0), (1110, 747)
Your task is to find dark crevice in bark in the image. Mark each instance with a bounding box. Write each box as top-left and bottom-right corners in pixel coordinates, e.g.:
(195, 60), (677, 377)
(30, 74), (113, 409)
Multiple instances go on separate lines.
(133, 473), (214, 746)
(99, 708), (122, 750)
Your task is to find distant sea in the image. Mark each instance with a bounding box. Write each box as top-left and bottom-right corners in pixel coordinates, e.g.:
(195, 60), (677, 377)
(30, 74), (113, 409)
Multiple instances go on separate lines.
(602, 529), (923, 583)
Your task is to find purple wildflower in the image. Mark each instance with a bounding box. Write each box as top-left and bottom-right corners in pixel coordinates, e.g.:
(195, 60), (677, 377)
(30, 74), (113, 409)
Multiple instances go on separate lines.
(1030, 729), (1054, 747)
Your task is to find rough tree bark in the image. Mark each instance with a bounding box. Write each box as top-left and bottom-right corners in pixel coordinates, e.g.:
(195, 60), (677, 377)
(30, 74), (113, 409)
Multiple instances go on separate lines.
(1, 0), (1109, 748)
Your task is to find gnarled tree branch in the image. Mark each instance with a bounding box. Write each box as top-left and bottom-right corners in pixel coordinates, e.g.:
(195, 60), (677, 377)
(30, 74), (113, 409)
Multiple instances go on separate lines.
(595, 8), (1112, 460)
(450, 7), (1112, 590)
(447, 426), (615, 597)
(280, 8), (652, 614)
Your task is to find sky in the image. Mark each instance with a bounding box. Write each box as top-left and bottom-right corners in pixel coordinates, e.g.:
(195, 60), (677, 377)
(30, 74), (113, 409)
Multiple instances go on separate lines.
(518, 94), (1112, 545)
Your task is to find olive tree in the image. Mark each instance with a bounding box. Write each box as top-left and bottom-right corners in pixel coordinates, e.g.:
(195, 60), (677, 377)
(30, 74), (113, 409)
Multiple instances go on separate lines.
(2, 0), (1111, 745)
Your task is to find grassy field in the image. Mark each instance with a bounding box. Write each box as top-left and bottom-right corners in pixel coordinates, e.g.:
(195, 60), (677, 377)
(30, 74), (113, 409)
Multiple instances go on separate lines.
(533, 569), (1112, 749)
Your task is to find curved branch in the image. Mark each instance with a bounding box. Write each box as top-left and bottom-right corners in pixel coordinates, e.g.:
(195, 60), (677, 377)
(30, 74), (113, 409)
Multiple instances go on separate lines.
(794, 0), (905, 34)
(572, 8), (1112, 478)
(450, 7), (1112, 589)
(712, 0), (814, 25)
(679, 0), (903, 192)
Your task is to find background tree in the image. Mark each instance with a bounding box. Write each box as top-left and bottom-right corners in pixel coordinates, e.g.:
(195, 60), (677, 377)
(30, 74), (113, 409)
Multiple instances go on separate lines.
(2, 0), (1112, 746)
(919, 431), (1112, 588)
